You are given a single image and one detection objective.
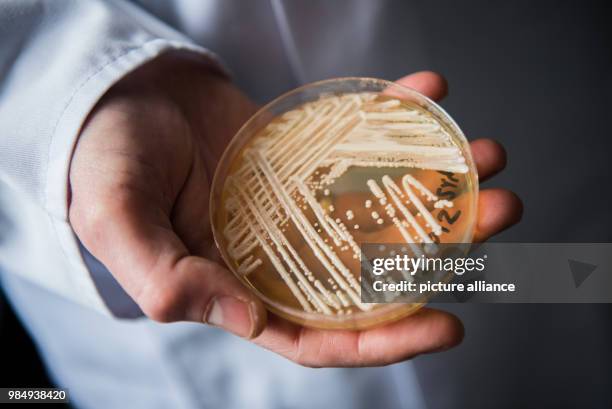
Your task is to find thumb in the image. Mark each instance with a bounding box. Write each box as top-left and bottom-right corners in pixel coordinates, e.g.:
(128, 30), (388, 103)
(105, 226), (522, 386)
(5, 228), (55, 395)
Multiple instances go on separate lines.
(69, 189), (267, 338)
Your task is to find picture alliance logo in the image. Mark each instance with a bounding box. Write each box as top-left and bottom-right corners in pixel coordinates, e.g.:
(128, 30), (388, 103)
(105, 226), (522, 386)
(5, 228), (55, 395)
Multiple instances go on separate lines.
(369, 254), (488, 276)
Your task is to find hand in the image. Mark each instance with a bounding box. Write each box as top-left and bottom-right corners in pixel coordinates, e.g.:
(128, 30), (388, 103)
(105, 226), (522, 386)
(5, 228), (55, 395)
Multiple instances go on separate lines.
(69, 52), (522, 367)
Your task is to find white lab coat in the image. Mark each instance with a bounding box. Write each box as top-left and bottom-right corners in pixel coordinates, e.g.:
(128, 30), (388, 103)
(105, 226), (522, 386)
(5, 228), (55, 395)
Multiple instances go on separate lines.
(0, 1), (425, 408)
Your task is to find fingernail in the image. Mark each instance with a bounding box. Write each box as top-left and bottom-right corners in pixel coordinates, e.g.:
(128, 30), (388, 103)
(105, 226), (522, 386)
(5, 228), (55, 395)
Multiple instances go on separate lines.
(205, 296), (254, 338)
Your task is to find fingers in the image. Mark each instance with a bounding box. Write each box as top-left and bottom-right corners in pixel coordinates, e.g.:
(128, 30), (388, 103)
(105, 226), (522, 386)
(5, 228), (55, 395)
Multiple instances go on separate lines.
(474, 189), (523, 242)
(70, 188), (267, 338)
(470, 138), (507, 182)
(468, 139), (520, 240)
(254, 308), (463, 367)
(395, 71), (449, 102)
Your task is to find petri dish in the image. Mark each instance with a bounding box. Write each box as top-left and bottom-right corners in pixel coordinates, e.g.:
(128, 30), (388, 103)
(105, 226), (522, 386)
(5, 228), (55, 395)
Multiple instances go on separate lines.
(210, 77), (478, 330)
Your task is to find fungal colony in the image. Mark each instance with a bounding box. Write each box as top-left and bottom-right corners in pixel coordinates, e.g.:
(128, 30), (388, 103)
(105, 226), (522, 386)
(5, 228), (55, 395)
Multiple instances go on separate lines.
(219, 92), (476, 316)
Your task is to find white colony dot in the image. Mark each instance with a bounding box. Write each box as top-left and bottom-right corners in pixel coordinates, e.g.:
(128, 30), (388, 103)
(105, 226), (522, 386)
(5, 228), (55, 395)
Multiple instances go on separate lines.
(324, 189), (330, 196)
(365, 200), (372, 208)
(434, 199), (454, 208)
(371, 211), (380, 219)
(328, 205), (335, 212)
(385, 203), (396, 217)
(346, 210), (354, 220)
(376, 219), (384, 224)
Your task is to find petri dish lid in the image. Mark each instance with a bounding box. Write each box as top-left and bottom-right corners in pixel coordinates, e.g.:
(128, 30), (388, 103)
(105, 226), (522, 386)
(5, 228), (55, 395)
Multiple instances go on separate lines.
(210, 77), (478, 330)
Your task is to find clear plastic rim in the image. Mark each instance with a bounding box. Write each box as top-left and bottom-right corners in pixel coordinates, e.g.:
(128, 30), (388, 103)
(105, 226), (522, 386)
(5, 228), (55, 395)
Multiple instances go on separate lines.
(209, 77), (479, 329)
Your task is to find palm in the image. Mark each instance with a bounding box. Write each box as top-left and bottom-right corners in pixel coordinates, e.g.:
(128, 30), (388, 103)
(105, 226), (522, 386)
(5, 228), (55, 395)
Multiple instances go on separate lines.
(70, 55), (521, 367)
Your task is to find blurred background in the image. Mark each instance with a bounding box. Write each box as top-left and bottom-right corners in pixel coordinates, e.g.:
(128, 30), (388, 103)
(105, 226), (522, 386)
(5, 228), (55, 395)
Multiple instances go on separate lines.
(2, 0), (611, 407)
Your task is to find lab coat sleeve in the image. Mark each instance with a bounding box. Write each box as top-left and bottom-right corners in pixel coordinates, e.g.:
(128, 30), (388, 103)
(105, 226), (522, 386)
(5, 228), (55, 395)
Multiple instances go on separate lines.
(0, 0), (224, 315)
